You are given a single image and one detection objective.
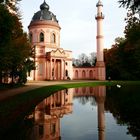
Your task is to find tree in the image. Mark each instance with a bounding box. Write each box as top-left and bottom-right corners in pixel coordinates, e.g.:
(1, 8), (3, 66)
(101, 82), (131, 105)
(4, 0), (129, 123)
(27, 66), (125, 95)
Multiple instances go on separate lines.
(0, 0), (21, 13)
(105, 19), (140, 80)
(104, 44), (123, 80)
(72, 53), (96, 67)
(105, 0), (140, 80)
(0, 2), (34, 84)
(89, 52), (96, 66)
(119, 0), (140, 14)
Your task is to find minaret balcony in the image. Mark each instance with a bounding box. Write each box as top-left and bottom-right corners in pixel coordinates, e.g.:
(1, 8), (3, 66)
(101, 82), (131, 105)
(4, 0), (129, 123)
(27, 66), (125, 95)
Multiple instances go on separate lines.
(95, 13), (105, 19)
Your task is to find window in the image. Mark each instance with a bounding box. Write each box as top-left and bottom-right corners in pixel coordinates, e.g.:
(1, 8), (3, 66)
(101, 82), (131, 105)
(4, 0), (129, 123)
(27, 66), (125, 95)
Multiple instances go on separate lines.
(51, 33), (56, 43)
(29, 33), (32, 43)
(40, 32), (44, 42)
(65, 70), (68, 77)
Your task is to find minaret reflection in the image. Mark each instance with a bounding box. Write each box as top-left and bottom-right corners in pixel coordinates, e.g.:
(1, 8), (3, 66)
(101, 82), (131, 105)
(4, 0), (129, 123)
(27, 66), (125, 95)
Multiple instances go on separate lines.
(32, 88), (73, 140)
(74, 86), (106, 140)
(94, 86), (106, 140)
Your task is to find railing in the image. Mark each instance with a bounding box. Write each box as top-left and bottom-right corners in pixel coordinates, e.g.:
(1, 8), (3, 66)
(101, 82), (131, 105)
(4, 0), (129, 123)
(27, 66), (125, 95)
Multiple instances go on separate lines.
(95, 13), (105, 19)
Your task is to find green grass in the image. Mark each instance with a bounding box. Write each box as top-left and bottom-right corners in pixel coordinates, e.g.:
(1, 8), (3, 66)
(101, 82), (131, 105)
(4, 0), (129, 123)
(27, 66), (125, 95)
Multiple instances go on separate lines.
(0, 80), (140, 132)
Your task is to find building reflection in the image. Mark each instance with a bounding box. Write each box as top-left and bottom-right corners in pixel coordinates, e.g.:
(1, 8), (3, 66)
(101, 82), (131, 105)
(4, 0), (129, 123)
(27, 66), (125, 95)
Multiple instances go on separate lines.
(30, 86), (106, 140)
(30, 89), (73, 140)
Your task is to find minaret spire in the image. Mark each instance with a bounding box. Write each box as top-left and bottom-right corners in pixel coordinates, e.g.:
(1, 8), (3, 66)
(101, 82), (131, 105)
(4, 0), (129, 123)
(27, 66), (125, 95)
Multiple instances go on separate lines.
(95, 0), (106, 80)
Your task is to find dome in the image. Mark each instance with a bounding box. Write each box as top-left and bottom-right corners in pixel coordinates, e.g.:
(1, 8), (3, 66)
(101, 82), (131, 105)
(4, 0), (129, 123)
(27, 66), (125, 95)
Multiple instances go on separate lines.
(96, 0), (103, 7)
(31, 1), (58, 23)
(40, 1), (49, 10)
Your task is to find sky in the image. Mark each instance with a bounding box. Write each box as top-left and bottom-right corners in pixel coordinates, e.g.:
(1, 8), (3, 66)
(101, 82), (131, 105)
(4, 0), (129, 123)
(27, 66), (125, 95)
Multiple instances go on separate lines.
(20, 0), (127, 58)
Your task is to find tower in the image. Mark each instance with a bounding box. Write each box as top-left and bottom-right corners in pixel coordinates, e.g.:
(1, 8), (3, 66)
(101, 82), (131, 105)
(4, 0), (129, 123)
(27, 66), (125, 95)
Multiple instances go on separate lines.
(95, 0), (106, 80)
(28, 0), (73, 81)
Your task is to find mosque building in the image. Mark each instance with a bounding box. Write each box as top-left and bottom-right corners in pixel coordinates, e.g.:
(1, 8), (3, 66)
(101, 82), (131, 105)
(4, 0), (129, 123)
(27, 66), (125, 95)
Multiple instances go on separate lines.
(28, 0), (106, 81)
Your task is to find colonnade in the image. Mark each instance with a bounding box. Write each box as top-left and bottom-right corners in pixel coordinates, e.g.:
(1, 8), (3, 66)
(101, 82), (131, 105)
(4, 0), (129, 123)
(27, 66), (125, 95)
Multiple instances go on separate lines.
(49, 58), (66, 80)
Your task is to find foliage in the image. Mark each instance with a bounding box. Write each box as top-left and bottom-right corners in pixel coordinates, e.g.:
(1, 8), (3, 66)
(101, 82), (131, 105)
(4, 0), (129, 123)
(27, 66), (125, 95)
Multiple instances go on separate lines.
(105, 11), (140, 80)
(73, 52), (96, 67)
(0, 3), (34, 84)
(0, 0), (21, 13)
(118, 0), (140, 14)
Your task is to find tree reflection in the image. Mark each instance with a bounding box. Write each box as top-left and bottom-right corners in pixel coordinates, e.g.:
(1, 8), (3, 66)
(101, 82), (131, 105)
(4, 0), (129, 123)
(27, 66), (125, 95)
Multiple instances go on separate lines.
(74, 96), (96, 106)
(105, 85), (140, 140)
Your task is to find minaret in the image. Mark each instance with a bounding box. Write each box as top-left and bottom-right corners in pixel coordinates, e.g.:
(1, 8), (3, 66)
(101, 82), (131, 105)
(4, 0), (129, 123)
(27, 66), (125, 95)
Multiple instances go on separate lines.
(95, 0), (106, 80)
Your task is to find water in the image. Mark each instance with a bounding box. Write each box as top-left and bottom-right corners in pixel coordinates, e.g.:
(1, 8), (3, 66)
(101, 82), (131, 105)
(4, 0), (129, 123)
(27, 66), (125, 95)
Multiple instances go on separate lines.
(0, 85), (140, 139)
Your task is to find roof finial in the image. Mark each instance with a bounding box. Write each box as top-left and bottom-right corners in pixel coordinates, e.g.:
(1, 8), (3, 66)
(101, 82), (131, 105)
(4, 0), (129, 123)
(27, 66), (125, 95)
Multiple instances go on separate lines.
(40, 0), (49, 10)
(96, 0), (103, 7)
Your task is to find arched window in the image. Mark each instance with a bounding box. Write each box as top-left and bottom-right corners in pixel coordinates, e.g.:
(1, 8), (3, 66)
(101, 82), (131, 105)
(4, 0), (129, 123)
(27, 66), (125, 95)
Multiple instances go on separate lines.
(40, 32), (44, 42)
(65, 70), (68, 77)
(29, 33), (32, 43)
(51, 33), (56, 43)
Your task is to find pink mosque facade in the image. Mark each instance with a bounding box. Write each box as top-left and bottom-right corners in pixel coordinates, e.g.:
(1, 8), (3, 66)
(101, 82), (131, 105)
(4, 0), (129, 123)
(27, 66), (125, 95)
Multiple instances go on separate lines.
(28, 0), (105, 81)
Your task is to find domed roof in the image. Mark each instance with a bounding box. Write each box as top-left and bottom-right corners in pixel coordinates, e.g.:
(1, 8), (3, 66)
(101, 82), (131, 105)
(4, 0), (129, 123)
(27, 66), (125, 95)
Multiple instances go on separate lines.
(96, 0), (103, 7)
(31, 1), (58, 23)
(40, 1), (49, 10)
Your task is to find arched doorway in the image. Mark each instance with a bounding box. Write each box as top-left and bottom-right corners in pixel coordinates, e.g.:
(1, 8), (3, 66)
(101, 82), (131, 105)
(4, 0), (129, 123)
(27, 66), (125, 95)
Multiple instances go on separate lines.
(89, 70), (93, 79)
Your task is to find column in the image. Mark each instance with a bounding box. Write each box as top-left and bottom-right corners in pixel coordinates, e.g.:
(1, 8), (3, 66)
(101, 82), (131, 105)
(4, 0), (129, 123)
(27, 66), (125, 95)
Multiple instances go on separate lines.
(63, 59), (66, 79)
(54, 59), (56, 80)
(50, 58), (52, 80)
(61, 59), (63, 80)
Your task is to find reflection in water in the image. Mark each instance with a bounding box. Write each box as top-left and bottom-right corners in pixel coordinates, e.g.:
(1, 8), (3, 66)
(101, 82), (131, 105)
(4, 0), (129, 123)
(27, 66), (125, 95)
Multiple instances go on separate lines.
(30, 89), (73, 139)
(74, 86), (106, 140)
(28, 86), (106, 140)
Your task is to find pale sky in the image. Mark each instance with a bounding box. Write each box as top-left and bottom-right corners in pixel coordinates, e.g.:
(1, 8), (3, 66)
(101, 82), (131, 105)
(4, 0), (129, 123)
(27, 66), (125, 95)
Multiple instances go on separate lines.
(20, 0), (127, 58)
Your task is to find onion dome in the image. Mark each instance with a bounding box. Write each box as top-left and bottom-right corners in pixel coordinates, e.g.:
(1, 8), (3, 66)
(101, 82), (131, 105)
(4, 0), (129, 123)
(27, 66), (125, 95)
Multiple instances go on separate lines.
(96, 0), (103, 7)
(40, 1), (49, 10)
(31, 0), (58, 22)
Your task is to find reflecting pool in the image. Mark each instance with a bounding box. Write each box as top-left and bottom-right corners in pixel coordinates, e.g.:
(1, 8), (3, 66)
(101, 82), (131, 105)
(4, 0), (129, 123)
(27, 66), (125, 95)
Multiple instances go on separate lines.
(1, 85), (140, 140)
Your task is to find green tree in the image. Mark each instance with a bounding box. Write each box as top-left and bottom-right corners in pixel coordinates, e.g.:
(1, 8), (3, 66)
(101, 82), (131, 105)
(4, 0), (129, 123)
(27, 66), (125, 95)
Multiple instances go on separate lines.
(105, 19), (140, 80)
(0, 0), (21, 13)
(73, 53), (96, 67)
(119, 0), (140, 14)
(105, 0), (140, 80)
(0, 2), (34, 84)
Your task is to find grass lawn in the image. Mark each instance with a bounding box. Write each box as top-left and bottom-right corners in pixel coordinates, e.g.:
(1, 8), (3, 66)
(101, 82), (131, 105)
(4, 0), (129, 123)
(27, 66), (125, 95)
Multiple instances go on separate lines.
(0, 80), (140, 134)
